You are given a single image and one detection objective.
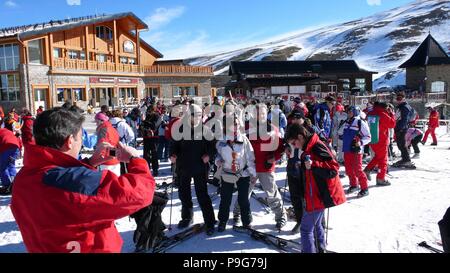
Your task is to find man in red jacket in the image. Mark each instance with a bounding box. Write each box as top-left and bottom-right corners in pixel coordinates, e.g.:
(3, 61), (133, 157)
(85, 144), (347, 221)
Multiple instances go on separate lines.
(11, 107), (155, 253)
(364, 102), (396, 186)
(0, 128), (21, 195)
(20, 109), (35, 146)
(422, 107), (439, 146)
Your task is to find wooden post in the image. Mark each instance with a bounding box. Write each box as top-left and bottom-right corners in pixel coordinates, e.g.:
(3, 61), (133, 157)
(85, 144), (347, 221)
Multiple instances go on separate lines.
(48, 33), (54, 67)
(113, 20), (119, 70)
(136, 26), (140, 66)
(85, 26), (90, 69)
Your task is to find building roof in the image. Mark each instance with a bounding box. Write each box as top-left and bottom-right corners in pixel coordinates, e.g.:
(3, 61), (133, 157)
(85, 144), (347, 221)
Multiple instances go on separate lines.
(0, 12), (147, 39)
(229, 60), (376, 76)
(399, 34), (450, 68)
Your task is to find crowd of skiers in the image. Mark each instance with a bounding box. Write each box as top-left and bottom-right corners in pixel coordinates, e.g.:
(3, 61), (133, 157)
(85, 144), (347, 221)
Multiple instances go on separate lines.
(0, 90), (445, 253)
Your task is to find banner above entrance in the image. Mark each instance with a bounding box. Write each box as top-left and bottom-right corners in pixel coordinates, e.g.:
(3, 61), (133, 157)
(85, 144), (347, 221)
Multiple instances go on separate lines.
(89, 77), (139, 85)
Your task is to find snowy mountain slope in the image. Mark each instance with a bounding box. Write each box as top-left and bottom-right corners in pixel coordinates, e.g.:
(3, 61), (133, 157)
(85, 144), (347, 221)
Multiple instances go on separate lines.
(186, 0), (450, 89)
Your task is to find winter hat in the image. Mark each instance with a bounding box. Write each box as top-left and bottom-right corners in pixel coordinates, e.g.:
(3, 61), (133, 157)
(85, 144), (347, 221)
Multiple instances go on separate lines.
(294, 97), (302, 104)
(290, 109), (305, 120)
(335, 104), (345, 112)
(95, 112), (109, 122)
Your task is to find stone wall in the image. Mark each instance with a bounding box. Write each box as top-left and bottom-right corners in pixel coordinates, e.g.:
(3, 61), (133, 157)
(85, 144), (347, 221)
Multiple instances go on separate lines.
(405, 67), (426, 91)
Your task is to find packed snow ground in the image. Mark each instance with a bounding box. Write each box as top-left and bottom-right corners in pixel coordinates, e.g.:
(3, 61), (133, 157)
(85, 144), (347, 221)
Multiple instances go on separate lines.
(1, 121), (449, 253)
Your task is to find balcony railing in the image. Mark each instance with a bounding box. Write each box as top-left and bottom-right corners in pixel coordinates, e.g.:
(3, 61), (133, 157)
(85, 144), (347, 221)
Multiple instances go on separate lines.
(51, 58), (213, 76)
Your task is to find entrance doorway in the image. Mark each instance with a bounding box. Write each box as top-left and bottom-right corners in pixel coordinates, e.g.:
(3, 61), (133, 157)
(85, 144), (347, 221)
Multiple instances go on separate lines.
(33, 88), (48, 113)
(95, 87), (114, 107)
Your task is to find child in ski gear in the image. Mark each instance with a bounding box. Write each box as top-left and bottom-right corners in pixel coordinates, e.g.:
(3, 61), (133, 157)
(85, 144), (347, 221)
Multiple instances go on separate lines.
(364, 102), (396, 186)
(215, 115), (257, 232)
(422, 107), (439, 146)
(331, 103), (347, 163)
(11, 107), (155, 253)
(342, 106), (371, 197)
(313, 96), (335, 143)
(0, 128), (21, 195)
(286, 124), (346, 253)
(405, 127), (423, 157)
(170, 104), (217, 236)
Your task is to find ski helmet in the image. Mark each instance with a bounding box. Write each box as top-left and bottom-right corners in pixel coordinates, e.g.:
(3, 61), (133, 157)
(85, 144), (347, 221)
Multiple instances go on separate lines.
(348, 106), (361, 117)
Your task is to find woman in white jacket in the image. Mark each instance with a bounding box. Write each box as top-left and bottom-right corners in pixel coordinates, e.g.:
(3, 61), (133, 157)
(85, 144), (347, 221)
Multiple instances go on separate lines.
(110, 110), (135, 146)
(215, 115), (257, 232)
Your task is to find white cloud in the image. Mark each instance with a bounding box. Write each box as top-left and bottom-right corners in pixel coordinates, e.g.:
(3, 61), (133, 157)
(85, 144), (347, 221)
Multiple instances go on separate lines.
(66, 0), (81, 6)
(145, 6), (186, 31)
(367, 0), (381, 6)
(5, 1), (17, 7)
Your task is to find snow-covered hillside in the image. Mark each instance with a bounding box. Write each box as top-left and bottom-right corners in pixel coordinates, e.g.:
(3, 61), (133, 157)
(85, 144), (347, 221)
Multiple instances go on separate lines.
(1, 122), (449, 253)
(186, 0), (450, 89)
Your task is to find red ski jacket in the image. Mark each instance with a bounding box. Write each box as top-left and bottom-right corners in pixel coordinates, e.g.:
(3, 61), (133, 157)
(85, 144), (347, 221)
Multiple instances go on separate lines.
(11, 144), (155, 253)
(20, 115), (35, 145)
(428, 110), (439, 128)
(368, 106), (396, 148)
(0, 128), (20, 154)
(302, 134), (346, 212)
(96, 121), (120, 165)
(249, 124), (284, 173)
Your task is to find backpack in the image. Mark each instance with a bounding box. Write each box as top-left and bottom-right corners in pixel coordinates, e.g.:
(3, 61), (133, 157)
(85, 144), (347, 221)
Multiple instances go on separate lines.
(367, 115), (380, 145)
(130, 191), (169, 252)
(112, 120), (128, 143)
(407, 106), (418, 124)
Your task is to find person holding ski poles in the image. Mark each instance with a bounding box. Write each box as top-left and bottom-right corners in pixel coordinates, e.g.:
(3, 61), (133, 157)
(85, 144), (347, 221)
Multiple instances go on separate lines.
(215, 114), (257, 232)
(286, 123), (346, 253)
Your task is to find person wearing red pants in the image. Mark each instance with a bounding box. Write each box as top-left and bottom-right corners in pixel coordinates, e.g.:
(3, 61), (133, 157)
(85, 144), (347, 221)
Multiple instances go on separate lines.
(422, 107), (439, 146)
(364, 102), (396, 186)
(342, 106), (371, 198)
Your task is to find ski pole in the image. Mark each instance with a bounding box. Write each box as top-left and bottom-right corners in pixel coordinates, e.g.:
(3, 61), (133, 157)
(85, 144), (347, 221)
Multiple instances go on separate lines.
(168, 163), (175, 231)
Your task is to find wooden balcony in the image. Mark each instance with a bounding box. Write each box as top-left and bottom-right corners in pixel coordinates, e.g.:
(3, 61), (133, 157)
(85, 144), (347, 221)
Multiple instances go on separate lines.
(51, 58), (213, 76)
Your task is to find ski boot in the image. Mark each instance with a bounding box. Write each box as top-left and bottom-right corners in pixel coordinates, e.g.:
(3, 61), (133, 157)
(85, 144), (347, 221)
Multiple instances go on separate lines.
(376, 179), (391, 187)
(357, 189), (369, 198)
(412, 153), (420, 159)
(206, 226), (215, 236)
(178, 219), (193, 229)
(431, 143), (438, 146)
(392, 160), (416, 169)
(346, 186), (359, 194)
(217, 222), (227, 233)
(363, 168), (372, 181)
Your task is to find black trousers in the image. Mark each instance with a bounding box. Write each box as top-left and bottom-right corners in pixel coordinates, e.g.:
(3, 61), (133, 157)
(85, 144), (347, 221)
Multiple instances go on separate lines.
(287, 174), (304, 223)
(143, 138), (159, 174)
(411, 135), (423, 154)
(396, 130), (410, 162)
(178, 172), (216, 228)
(218, 177), (252, 226)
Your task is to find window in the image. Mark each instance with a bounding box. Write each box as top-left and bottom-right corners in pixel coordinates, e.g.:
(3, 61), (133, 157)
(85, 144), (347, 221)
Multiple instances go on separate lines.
(96, 54), (106, 63)
(120, 88), (126, 99)
(120, 57), (128, 64)
(311, 85), (321, 92)
(172, 86), (197, 97)
(68, 50), (79, 59)
(355, 78), (366, 92)
(123, 41), (134, 53)
(0, 74), (20, 102)
(329, 85), (337, 92)
(0, 44), (20, 71)
(28, 39), (44, 64)
(340, 79), (350, 91)
(431, 81), (445, 93)
(57, 88), (85, 102)
(53, 48), (62, 59)
(95, 26), (113, 41)
(79, 52), (86, 60)
(128, 58), (136, 65)
(145, 87), (159, 97)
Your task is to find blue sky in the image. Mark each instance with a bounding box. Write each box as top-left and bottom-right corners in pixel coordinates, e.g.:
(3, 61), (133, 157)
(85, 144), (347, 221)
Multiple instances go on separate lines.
(1, 0), (414, 59)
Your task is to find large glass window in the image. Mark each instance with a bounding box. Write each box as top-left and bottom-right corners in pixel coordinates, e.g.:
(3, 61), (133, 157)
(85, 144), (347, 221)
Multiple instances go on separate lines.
(68, 50), (78, 59)
(329, 85), (337, 92)
(355, 78), (366, 93)
(340, 79), (351, 91)
(0, 44), (20, 71)
(96, 26), (113, 41)
(311, 85), (321, 92)
(57, 87), (85, 102)
(28, 39), (44, 64)
(145, 87), (159, 97)
(96, 54), (106, 63)
(431, 81), (445, 93)
(172, 86), (198, 97)
(0, 74), (20, 102)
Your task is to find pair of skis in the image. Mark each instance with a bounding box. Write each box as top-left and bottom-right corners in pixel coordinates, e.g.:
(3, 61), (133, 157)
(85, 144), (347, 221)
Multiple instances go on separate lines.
(149, 224), (205, 253)
(233, 225), (336, 253)
(418, 241), (444, 253)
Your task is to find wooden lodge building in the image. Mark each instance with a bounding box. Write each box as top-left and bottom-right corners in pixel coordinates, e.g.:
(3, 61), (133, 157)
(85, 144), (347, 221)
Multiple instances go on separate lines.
(227, 60), (376, 101)
(399, 34), (450, 96)
(0, 12), (213, 113)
